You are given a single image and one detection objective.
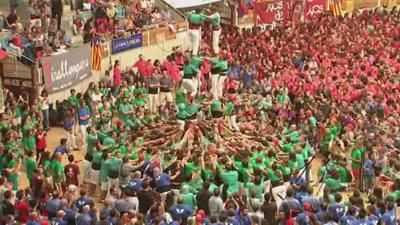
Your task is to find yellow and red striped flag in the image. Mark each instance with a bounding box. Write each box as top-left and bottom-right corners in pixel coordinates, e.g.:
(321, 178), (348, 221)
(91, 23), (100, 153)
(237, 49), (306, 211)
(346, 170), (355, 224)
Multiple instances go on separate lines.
(91, 37), (102, 71)
(329, 0), (343, 18)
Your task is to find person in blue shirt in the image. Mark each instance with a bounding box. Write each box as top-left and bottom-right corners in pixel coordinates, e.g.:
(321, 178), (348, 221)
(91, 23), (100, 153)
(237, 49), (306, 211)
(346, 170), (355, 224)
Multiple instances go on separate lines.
(380, 203), (396, 225)
(78, 100), (90, 144)
(363, 152), (375, 193)
(236, 207), (251, 225)
(352, 209), (373, 225)
(225, 208), (240, 225)
(316, 204), (329, 223)
(51, 210), (68, 225)
(294, 185), (309, 204)
(26, 211), (41, 225)
(51, 138), (70, 160)
(328, 193), (346, 222)
(303, 186), (321, 213)
(130, 171), (143, 192)
(74, 189), (93, 213)
(295, 202), (319, 225)
(339, 207), (356, 225)
(46, 191), (61, 220)
(169, 197), (193, 222)
(154, 167), (171, 193)
(60, 199), (76, 225)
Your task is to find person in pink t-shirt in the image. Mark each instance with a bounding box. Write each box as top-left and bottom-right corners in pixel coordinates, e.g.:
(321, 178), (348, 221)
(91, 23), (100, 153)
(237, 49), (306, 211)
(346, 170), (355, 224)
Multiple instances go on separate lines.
(113, 60), (122, 89)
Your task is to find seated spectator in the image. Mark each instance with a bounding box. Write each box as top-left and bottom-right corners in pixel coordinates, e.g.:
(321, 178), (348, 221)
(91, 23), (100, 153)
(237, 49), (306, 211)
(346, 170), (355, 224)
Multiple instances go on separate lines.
(160, 6), (173, 23)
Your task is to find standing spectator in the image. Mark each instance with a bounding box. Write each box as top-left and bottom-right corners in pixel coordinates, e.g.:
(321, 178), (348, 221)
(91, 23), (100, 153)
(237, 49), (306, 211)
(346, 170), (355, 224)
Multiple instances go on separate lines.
(260, 193), (278, 225)
(35, 127), (47, 165)
(52, 153), (65, 194)
(146, 73), (160, 114)
(77, 101), (90, 144)
(137, 181), (156, 215)
(64, 111), (78, 150)
(76, 205), (91, 225)
(64, 154), (80, 187)
(51, 0), (63, 30)
(113, 60), (122, 95)
(196, 181), (212, 215)
(208, 188), (224, 217)
(46, 191), (61, 220)
(40, 90), (50, 130)
(2, 190), (15, 217)
(74, 190), (93, 213)
(51, 210), (67, 225)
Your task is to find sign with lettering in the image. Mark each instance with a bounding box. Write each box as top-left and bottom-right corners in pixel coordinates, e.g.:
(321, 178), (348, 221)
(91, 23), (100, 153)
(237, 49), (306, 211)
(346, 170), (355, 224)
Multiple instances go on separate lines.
(304, 0), (326, 20)
(254, 0), (326, 25)
(254, 0), (288, 26)
(41, 44), (92, 93)
(111, 33), (142, 54)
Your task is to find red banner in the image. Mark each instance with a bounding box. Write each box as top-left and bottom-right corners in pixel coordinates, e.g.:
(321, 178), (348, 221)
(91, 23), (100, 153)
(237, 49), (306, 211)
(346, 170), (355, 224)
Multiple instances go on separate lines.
(254, 0), (287, 25)
(254, 0), (326, 25)
(304, 0), (327, 20)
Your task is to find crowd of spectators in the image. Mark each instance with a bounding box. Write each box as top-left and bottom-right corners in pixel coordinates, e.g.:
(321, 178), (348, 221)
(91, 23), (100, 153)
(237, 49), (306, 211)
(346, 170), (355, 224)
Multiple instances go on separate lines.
(0, 0), (176, 63)
(81, 0), (175, 43)
(0, 6), (399, 225)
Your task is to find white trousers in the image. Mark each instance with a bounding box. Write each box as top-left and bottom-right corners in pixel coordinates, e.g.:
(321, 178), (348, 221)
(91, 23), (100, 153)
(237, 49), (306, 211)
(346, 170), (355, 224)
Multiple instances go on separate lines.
(178, 120), (185, 131)
(230, 115), (240, 132)
(211, 74), (226, 99)
(159, 92), (173, 105)
(212, 29), (221, 54)
(66, 130), (77, 149)
(82, 159), (91, 180)
(272, 184), (287, 208)
(148, 94), (159, 113)
(182, 78), (198, 97)
(189, 29), (201, 55)
(79, 124), (88, 144)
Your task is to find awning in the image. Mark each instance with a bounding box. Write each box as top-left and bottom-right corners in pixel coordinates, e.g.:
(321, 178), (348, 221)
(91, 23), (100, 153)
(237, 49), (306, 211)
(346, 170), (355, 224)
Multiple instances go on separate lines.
(166, 0), (222, 8)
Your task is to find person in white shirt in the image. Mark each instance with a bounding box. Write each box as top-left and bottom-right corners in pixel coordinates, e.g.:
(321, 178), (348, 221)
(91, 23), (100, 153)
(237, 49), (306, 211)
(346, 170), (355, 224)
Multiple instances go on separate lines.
(39, 90), (50, 130)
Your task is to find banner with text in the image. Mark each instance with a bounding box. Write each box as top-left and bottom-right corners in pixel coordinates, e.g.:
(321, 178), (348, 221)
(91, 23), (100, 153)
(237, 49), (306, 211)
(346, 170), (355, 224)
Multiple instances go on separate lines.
(304, 0), (327, 20)
(111, 33), (143, 54)
(254, 0), (326, 25)
(41, 44), (92, 93)
(254, 0), (287, 25)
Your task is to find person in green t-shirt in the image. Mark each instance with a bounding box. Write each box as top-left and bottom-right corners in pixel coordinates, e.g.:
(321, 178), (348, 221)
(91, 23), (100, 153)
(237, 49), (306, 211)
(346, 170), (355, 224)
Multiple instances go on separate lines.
(5, 153), (20, 191)
(22, 129), (36, 154)
(186, 9), (204, 55)
(107, 153), (123, 193)
(52, 153), (65, 194)
(118, 97), (135, 128)
(182, 59), (199, 97)
(180, 185), (197, 210)
(206, 6), (221, 54)
(25, 151), (37, 182)
(351, 145), (363, 188)
(210, 55), (228, 100)
(220, 164), (239, 198)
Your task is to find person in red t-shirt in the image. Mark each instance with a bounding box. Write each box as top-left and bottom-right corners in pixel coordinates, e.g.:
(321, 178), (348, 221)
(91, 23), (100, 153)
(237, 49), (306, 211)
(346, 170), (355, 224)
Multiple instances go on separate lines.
(64, 154), (81, 187)
(35, 127), (47, 165)
(113, 60), (122, 93)
(132, 54), (148, 77)
(14, 190), (30, 224)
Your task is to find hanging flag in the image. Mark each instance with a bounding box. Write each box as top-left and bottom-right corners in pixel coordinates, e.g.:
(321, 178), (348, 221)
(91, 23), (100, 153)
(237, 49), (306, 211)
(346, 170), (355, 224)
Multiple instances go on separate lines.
(91, 37), (102, 71)
(329, 0), (343, 18)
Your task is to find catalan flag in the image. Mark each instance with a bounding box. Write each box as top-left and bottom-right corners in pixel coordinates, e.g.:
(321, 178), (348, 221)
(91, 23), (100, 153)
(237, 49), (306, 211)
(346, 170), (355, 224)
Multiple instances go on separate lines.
(329, 0), (343, 18)
(91, 37), (102, 71)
